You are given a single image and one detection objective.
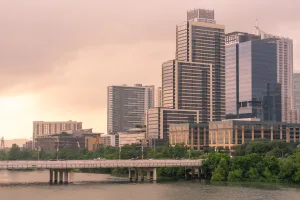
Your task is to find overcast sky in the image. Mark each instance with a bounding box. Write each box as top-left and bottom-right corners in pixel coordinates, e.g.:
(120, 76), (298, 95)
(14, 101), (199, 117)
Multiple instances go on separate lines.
(0, 0), (299, 139)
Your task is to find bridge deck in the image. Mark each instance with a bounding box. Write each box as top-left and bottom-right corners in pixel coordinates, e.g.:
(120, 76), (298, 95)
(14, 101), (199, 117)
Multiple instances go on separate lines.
(0, 159), (203, 170)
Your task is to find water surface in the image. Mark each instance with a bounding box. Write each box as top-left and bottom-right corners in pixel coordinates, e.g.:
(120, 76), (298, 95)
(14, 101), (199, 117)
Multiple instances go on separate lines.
(0, 170), (299, 200)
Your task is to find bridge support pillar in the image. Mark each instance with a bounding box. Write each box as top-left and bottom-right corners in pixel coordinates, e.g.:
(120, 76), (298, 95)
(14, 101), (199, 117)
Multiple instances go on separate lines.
(134, 168), (138, 181)
(198, 167), (201, 180)
(140, 169), (144, 181)
(146, 171), (151, 180)
(49, 169), (53, 184)
(153, 168), (157, 181)
(59, 170), (63, 184)
(191, 168), (195, 179)
(54, 170), (58, 183)
(184, 168), (188, 180)
(128, 168), (132, 181)
(69, 170), (74, 183)
(64, 170), (69, 184)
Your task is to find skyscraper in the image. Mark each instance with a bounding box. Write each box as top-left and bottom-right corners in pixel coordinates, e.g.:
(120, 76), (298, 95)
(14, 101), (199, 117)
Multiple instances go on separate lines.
(147, 8), (225, 140)
(256, 28), (294, 122)
(225, 32), (281, 121)
(172, 8), (225, 120)
(107, 84), (154, 133)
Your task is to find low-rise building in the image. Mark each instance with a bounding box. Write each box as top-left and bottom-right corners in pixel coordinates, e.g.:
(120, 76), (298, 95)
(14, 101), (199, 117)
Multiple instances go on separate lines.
(35, 131), (102, 152)
(169, 120), (300, 151)
(146, 107), (200, 140)
(118, 133), (146, 147)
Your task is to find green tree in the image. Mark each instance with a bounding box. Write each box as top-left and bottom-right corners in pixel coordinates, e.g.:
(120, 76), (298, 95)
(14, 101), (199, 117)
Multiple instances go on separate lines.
(248, 167), (260, 180)
(228, 169), (243, 182)
(211, 158), (229, 181)
(8, 144), (21, 160)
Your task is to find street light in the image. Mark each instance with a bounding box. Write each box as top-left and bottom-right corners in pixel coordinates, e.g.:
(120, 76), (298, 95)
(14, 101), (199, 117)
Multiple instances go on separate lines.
(187, 149), (191, 159)
(56, 140), (59, 161)
(37, 145), (40, 161)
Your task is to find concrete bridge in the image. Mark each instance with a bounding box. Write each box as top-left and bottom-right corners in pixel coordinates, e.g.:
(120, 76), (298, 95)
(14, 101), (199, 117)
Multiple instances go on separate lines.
(0, 159), (203, 184)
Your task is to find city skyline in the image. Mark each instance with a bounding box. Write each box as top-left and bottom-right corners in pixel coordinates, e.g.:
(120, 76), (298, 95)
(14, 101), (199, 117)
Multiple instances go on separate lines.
(1, 1), (300, 139)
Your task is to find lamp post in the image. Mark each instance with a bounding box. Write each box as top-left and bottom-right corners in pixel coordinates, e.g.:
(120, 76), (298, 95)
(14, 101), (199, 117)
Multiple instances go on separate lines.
(56, 140), (59, 161)
(141, 145), (144, 159)
(37, 145), (40, 161)
(119, 146), (121, 160)
(187, 149), (191, 159)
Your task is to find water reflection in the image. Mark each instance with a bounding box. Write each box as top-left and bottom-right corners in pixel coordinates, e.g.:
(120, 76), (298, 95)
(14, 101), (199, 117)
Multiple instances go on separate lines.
(0, 170), (299, 200)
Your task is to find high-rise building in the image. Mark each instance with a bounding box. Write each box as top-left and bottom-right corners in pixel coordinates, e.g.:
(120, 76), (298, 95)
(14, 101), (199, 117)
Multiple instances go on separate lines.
(155, 87), (162, 107)
(147, 8), (225, 140)
(257, 29), (294, 122)
(225, 32), (281, 121)
(107, 84), (154, 133)
(294, 73), (300, 109)
(162, 60), (223, 122)
(33, 120), (83, 138)
(173, 8), (225, 120)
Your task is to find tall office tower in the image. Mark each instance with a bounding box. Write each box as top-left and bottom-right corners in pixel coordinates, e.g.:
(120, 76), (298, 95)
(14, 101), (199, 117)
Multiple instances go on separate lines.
(171, 8), (225, 120)
(147, 8), (225, 140)
(293, 73), (300, 109)
(225, 32), (281, 121)
(107, 84), (154, 133)
(155, 87), (162, 107)
(256, 28), (294, 122)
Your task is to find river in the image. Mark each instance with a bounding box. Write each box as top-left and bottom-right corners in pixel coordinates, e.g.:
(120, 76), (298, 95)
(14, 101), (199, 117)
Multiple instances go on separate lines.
(0, 170), (299, 200)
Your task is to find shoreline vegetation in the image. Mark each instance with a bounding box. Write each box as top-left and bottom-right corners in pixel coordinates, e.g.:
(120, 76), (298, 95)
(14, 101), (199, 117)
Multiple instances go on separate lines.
(0, 140), (300, 184)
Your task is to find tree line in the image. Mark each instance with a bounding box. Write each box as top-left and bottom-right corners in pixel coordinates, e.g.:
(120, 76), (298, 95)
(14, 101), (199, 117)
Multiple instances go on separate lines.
(1, 140), (300, 183)
(202, 140), (300, 184)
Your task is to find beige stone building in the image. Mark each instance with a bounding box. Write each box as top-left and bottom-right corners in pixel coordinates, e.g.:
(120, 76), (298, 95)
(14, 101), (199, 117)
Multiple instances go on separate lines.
(33, 120), (82, 138)
(169, 120), (300, 150)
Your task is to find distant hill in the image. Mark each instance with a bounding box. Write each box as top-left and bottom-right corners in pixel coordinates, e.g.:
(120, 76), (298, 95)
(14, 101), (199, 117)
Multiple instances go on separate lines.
(4, 139), (29, 148)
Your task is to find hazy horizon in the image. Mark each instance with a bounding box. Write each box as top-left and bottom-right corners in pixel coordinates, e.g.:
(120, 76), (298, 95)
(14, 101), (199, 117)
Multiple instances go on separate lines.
(1, 0), (300, 139)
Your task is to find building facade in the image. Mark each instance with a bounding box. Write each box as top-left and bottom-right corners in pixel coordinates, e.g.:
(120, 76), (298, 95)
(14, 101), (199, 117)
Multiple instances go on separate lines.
(107, 84), (154, 133)
(294, 73), (300, 109)
(162, 60), (224, 122)
(260, 31), (294, 122)
(225, 32), (281, 121)
(118, 133), (146, 147)
(146, 107), (200, 140)
(169, 120), (300, 150)
(33, 121), (83, 138)
(35, 134), (100, 152)
(155, 87), (162, 107)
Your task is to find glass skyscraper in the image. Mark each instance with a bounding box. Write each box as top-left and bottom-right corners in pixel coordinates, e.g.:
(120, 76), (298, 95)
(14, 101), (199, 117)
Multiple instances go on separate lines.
(225, 32), (281, 121)
(259, 31), (294, 122)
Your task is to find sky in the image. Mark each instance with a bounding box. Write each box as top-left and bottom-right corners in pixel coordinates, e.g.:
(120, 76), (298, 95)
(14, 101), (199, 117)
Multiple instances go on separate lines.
(0, 0), (300, 139)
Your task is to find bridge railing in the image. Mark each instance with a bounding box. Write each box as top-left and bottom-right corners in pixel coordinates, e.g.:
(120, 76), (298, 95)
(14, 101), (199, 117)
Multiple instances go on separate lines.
(0, 159), (203, 170)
